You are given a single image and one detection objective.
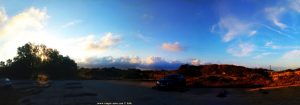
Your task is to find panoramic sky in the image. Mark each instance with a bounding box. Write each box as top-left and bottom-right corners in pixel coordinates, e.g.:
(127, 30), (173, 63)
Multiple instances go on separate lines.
(1, 0), (300, 70)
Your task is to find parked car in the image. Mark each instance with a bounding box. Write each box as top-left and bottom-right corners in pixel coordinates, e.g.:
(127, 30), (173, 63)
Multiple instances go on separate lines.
(155, 74), (186, 90)
(0, 78), (12, 89)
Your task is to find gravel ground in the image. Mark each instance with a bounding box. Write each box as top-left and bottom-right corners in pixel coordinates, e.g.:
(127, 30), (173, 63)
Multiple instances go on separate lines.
(9, 80), (300, 105)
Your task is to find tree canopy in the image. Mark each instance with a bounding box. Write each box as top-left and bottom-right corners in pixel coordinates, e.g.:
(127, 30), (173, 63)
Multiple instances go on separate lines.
(0, 42), (77, 79)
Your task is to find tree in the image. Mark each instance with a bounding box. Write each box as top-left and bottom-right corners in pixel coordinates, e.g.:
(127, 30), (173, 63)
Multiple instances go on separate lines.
(0, 61), (5, 68)
(6, 59), (12, 67)
(3, 42), (78, 79)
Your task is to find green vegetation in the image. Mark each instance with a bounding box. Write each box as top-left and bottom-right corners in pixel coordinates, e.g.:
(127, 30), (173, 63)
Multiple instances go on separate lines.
(0, 42), (77, 80)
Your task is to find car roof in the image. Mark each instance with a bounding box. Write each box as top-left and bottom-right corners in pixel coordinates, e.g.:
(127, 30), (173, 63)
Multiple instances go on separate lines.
(167, 74), (182, 76)
(166, 74), (184, 77)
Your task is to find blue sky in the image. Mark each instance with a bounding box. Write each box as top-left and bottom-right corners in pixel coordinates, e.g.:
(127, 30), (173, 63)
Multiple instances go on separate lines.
(1, 0), (300, 70)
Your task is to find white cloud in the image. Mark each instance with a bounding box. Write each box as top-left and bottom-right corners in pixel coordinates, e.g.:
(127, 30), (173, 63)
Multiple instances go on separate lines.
(227, 43), (255, 57)
(190, 59), (201, 66)
(86, 32), (121, 50)
(265, 41), (273, 46)
(141, 56), (182, 70)
(214, 16), (256, 42)
(0, 7), (49, 61)
(48, 33), (122, 62)
(61, 20), (81, 28)
(282, 49), (300, 59)
(0, 7), (7, 25)
(161, 41), (184, 52)
(80, 56), (204, 70)
(136, 33), (152, 42)
(82, 56), (141, 68)
(265, 7), (287, 29)
(260, 23), (294, 38)
(144, 56), (162, 64)
(1, 7), (48, 36)
(265, 41), (280, 49)
(280, 49), (300, 68)
(253, 52), (272, 59)
(0, 7), (123, 62)
(263, 41), (300, 50)
(290, 0), (300, 12)
(249, 30), (257, 36)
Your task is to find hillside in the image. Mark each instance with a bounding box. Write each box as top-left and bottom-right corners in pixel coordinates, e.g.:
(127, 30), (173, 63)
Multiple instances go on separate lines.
(178, 64), (300, 88)
(177, 64), (271, 87)
(78, 64), (300, 88)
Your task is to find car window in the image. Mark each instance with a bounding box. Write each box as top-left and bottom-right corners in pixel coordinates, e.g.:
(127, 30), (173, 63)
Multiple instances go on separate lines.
(165, 75), (178, 80)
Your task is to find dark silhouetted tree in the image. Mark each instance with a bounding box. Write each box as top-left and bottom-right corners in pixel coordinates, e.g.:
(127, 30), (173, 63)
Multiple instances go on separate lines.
(0, 61), (5, 68)
(2, 42), (77, 79)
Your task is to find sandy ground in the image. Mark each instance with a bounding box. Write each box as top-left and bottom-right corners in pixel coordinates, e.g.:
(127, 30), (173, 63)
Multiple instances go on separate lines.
(5, 80), (300, 105)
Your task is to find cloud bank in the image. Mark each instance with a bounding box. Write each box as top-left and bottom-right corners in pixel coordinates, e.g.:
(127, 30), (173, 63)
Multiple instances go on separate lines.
(79, 56), (188, 70)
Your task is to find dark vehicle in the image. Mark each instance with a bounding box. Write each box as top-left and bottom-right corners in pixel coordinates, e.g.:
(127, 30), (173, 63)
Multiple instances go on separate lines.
(0, 78), (12, 89)
(155, 74), (186, 90)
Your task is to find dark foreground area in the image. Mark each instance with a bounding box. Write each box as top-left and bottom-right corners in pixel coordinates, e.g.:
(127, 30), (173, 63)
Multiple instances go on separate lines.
(0, 88), (27, 105)
(2, 80), (300, 105)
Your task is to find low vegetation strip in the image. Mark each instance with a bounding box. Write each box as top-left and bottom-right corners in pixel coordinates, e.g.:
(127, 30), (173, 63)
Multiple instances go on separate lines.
(2, 43), (300, 89)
